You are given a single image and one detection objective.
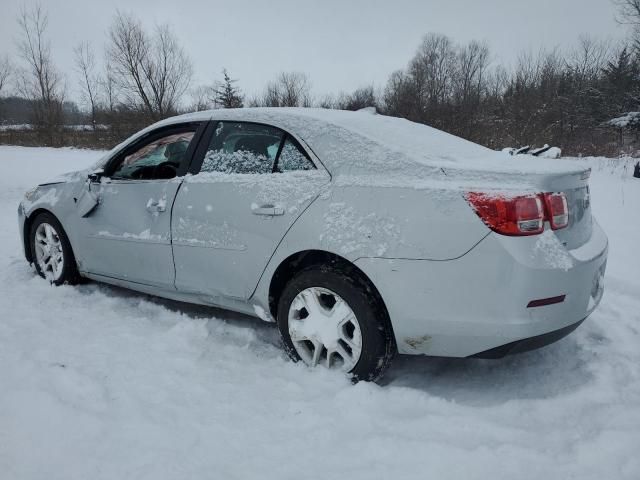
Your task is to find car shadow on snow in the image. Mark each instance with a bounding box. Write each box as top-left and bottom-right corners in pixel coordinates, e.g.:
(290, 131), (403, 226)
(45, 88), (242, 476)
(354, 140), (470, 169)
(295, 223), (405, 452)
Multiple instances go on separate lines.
(75, 280), (283, 348)
(73, 278), (597, 404)
(382, 334), (597, 405)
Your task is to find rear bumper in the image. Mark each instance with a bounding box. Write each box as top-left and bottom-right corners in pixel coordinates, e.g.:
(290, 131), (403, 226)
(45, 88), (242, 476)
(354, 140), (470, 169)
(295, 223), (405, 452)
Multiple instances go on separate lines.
(355, 220), (608, 357)
(471, 317), (585, 359)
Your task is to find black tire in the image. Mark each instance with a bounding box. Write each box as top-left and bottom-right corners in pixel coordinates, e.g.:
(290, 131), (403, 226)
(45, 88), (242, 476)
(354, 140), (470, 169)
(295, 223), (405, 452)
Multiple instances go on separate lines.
(29, 212), (81, 286)
(276, 264), (396, 382)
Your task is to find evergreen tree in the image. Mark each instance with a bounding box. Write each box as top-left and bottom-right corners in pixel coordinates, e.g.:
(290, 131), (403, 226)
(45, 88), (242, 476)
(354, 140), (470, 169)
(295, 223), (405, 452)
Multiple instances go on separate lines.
(601, 47), (640, 113)
(214, 69), (244, 109)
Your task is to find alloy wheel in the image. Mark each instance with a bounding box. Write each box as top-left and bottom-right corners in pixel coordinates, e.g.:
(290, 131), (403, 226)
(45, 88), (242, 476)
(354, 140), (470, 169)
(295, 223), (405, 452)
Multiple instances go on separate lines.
(288, 287), (363, 371)
(34, 222), (64, 282)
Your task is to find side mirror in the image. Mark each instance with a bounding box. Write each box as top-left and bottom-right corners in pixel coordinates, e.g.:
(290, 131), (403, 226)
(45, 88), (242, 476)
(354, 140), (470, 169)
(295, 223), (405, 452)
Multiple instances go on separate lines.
(88, 169), (104, 183)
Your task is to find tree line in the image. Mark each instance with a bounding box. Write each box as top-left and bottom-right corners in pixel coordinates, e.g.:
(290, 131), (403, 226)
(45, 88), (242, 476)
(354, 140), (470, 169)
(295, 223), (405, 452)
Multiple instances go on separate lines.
(0, 2), (639, 156)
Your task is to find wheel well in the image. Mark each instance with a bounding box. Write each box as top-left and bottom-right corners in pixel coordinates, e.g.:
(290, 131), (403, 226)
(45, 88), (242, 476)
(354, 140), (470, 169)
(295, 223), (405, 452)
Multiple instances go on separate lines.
(23, 208), (54, 263)
(268, 250), (392, 326)
(24, 209), (71, 263)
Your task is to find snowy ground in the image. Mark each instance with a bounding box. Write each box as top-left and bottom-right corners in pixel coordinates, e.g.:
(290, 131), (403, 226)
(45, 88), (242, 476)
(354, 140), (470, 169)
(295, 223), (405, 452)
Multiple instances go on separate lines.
(0, 146), (639, 479)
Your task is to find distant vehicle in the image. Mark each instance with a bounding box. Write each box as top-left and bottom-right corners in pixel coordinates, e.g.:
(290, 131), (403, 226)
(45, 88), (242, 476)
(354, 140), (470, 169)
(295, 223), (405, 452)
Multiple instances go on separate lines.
(18, 108), (608, 381)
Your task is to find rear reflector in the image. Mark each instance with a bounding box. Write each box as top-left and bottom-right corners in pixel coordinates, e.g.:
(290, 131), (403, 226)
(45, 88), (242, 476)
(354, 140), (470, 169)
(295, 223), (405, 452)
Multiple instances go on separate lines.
(527, 295), (566, 308)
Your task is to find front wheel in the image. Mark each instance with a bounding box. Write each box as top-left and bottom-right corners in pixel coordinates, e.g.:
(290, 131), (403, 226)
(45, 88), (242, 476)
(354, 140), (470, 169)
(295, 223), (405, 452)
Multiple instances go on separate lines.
(30, 212), (80, 285)
(276, 266), (395, 382)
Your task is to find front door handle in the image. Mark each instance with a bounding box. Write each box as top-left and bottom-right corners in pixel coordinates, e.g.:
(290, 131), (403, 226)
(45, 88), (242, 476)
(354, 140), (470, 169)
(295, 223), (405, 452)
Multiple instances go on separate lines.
(251, 203), (284, 216)
(146, 198), (166, 213)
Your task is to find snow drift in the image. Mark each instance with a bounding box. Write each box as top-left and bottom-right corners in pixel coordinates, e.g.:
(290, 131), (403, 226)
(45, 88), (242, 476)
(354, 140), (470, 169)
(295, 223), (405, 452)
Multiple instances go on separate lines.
(0, 146), (639, 480)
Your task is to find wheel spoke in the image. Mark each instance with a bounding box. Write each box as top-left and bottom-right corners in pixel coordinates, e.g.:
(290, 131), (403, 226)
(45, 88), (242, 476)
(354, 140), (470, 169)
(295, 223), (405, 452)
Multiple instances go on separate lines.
(300, 289), (324, 317)
(325, 350), (333, 368)
(335, 342), (352, 361)
(44, 224), (54, 244)
(42, 258), (54, 279)
(310, 340), (323, 366)
(331, 298), (353, 324)
(339, 328), (359, 351)
(51, 257), (60, 277)
(288, 322), (306, 342)
(34, 242), (45, 259)
(290, 296), (307, 318)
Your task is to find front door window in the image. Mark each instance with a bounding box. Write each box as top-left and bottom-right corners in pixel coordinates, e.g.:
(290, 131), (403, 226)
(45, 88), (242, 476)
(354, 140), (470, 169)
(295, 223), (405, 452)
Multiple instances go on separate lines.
(111, 131), (196, 180)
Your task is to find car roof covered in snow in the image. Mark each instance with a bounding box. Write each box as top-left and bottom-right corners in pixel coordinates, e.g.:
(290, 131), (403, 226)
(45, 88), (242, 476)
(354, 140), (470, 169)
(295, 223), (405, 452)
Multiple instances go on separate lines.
(162, 107), (491, 175)
(116, 107), (589, 189)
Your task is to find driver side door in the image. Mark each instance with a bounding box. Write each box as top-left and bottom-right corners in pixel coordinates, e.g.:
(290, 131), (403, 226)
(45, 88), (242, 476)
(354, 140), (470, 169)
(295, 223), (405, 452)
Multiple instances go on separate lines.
(76, 122), (204, 288)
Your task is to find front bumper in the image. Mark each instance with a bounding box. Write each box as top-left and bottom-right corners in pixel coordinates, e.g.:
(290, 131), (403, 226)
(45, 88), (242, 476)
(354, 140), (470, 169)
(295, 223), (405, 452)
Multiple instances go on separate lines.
(17, 202), (29, 261)
(355, 220), (608, 357)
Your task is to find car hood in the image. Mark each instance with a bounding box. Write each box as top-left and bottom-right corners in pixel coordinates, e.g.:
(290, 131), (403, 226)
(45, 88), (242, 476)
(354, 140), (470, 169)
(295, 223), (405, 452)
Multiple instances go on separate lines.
(37, 168), (91, 187)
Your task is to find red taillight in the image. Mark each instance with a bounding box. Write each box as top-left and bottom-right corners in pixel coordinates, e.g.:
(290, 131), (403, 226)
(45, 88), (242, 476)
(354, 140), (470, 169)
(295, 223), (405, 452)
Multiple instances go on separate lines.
(543, 192), (569, 230)
(466, 191), (570, 236)
(466, 193), (545, 236)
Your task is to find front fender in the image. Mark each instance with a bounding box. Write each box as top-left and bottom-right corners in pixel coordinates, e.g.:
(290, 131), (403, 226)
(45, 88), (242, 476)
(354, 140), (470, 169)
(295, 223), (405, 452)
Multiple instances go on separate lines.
(20, 180), (83, 263)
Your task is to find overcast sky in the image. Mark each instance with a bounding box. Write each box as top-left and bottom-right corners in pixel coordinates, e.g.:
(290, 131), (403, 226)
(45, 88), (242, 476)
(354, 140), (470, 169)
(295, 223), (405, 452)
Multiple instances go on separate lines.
(0, 0), (629, 103)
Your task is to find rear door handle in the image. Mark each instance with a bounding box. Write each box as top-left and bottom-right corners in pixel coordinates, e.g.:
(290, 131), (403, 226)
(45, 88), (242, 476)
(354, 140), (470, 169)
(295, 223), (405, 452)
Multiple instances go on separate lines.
(146, 198), (166, 213)
(251, 203), (284, 216)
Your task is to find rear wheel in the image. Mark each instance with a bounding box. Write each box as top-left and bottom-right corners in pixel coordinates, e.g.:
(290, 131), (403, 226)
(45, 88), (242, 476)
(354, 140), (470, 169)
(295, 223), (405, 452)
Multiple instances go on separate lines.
(30, 212), (80, 285)
(276, 265), (395, 382)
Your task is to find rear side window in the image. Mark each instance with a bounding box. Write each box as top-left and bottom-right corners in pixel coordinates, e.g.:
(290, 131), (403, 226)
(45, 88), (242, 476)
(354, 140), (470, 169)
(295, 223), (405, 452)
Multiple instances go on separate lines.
(201, 122), (283, 174)
(276, 138), (315, 172)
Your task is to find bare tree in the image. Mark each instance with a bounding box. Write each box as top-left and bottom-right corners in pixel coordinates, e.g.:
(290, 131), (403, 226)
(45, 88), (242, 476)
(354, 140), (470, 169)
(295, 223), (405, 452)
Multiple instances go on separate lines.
(261, 72), (311, 107)
(316, 93), (338, 109)
(244, 94), (262, 107)
(614, 0), (640, 51)
(74, 41), (100, 128)
(107, 13), (149, 112)
(454, 41), (489, 104)
(100, 61), (118, 114)
(148, 24), (193, 114)
(450, 41), (490, 137)
(338, 85), (378, 111)
(107, 12), (193, 120)
(410, 34), (457, 108)
(189, 84), (214, 111)
(0, 54), (12, 96)
(615, 0), (640, 23)
(16, 3), (65, 142)
(383, 69), (415, 118)
(485, 65), (509, 98)
(567, 36), (612, 85)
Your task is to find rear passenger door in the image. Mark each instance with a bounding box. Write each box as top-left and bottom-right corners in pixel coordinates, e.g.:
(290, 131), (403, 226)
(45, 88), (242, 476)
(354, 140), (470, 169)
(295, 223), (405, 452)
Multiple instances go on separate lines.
(172, 121), (330, 300)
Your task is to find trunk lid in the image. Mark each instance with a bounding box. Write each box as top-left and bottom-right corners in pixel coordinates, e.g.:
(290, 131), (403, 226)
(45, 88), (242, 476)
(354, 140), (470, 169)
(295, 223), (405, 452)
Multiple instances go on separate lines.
(444, 162), (593, 250)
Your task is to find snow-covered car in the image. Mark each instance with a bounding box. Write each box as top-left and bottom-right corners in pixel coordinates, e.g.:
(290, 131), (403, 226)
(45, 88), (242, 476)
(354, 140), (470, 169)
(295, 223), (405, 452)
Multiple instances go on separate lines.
(18, 108), (608, 381)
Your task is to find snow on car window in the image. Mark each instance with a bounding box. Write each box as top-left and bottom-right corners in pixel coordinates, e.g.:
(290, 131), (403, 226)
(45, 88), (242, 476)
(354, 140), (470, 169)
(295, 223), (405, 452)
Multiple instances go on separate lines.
(277, 138), (315, 172)
(201, 122), (283, 174)
(202, 150), (274, 175)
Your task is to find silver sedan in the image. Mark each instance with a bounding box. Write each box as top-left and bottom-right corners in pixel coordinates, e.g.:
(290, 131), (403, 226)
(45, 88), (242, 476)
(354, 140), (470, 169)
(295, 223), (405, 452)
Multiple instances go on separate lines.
(18, 108), (608, 381)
